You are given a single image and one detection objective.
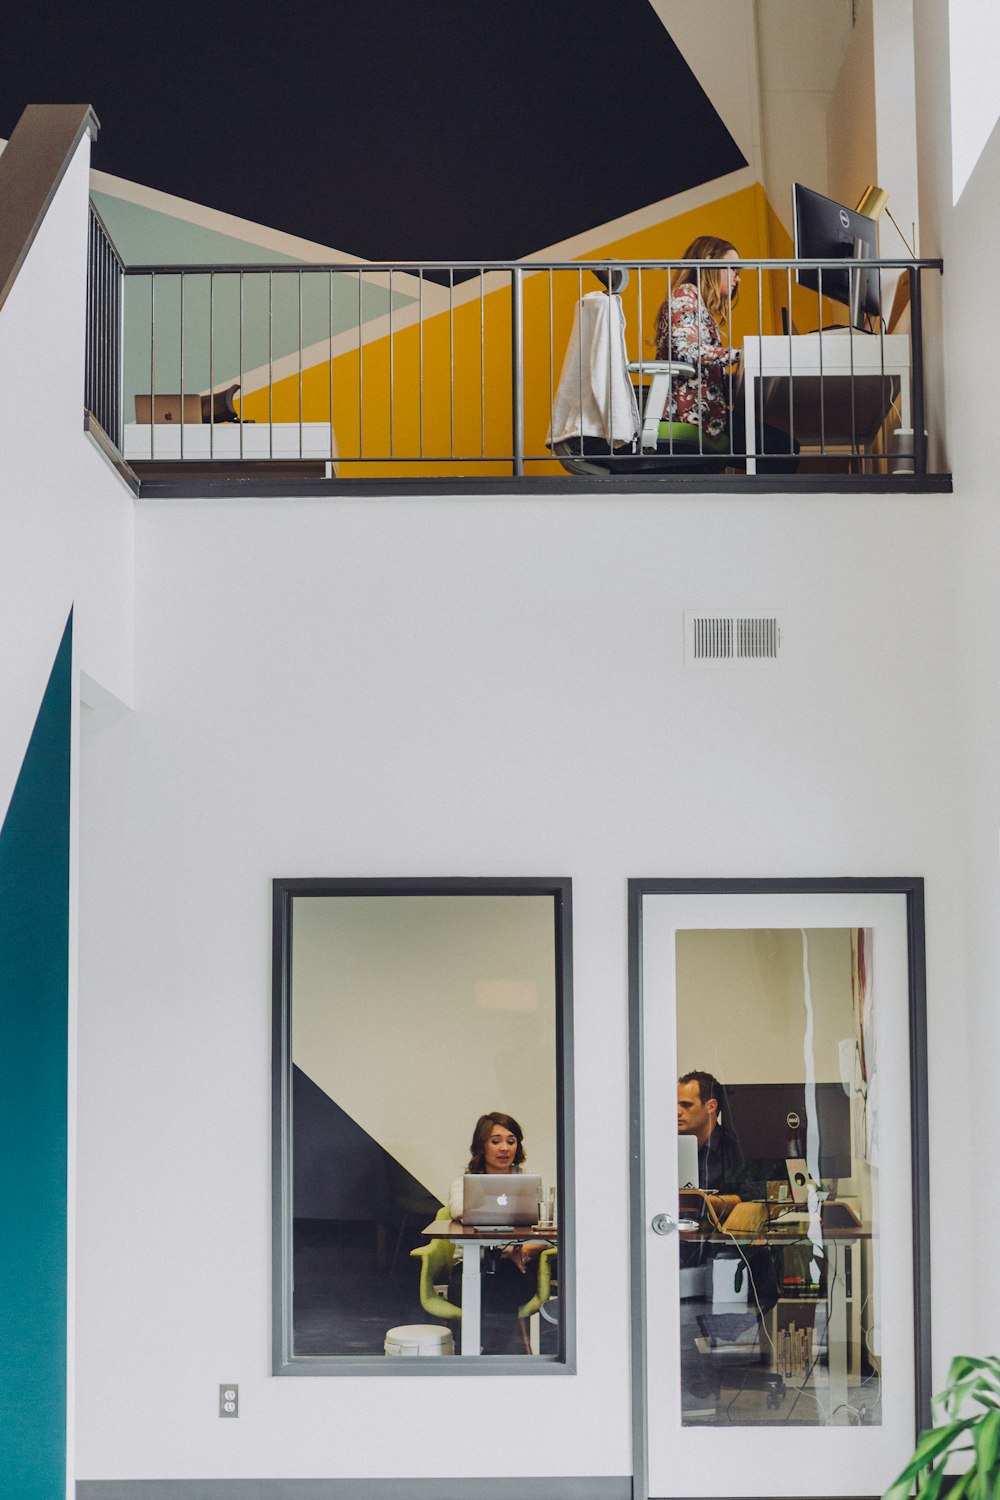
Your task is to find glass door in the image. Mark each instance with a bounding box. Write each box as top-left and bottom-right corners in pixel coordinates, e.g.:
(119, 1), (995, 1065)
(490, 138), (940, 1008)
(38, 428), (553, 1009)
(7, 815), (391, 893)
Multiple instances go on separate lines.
(630, 881), (928, 1499)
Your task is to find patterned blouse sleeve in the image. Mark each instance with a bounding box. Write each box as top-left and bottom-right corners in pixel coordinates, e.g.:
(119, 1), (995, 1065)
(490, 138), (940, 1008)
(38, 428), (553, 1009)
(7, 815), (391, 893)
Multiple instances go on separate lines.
(656, 284), (734, 370)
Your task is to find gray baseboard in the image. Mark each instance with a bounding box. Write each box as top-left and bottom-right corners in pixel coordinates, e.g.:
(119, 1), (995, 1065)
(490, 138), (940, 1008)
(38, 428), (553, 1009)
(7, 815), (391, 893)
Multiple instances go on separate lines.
(78, 1480), (632, 1500)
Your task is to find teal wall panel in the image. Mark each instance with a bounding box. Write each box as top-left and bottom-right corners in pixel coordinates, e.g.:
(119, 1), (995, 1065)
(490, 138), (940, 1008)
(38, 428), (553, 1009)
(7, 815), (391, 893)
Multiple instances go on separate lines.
(0, 613), (72, 1500)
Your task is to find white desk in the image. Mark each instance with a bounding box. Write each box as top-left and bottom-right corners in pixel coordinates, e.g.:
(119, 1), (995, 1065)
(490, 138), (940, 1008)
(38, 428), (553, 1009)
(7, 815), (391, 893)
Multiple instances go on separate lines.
(123, 422), (336, 463)
(689, 1219), (867, 1424)
(742, 332), (910, 473)
(421, 1219), (557, 1356)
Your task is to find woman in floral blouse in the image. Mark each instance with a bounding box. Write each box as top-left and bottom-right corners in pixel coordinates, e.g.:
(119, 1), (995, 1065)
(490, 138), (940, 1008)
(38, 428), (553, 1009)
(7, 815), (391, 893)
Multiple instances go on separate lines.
(654, 235), (798, 470)
(654, 234), (742, 444)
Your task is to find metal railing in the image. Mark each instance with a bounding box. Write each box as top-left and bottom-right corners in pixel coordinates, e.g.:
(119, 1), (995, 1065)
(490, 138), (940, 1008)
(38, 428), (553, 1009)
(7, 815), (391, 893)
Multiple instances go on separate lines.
(84, 201), (125, 448)
(84, 220), (942, 480)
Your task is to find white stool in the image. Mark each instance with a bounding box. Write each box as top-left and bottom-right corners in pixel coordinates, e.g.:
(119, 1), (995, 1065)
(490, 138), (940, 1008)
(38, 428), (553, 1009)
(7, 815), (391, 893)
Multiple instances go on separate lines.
(384, 1323), (455, 1357)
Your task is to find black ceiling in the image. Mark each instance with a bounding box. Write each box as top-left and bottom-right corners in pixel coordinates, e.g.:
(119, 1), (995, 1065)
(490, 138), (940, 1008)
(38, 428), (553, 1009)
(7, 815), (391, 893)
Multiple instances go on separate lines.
(1, 0), (744, 259)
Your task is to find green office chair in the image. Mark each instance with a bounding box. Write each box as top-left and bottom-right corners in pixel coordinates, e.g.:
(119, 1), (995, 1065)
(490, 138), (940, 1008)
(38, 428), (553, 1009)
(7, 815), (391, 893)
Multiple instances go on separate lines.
(410, 1234), (461, 1323)
(629, 361), (732, 473)
(410, 1230), (557, 1324)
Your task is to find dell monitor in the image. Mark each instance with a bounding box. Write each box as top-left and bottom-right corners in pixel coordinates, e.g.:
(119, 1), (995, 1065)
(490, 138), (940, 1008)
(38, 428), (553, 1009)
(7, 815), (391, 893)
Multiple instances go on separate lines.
(722, 1080), (854, 1184)
(792, 182), (881, 327)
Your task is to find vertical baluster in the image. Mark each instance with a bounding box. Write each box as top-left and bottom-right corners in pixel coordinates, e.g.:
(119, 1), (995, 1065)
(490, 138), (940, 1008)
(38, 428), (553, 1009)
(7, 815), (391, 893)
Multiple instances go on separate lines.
(418, 269), (424, 460)
(511, 265), (524, 477)
(911, 267), (926, 474)
(449, 268), (455, 461)
(547, 267), (554, 468)
(419, 267), (425, 459)
(181, 272), (188, 460)
(239, 272), (244, 461)
(150, 274), (156, 460)
(388, 267), (394, 461)
(328, 268), (334, 467)
(209, 272), (215, 462)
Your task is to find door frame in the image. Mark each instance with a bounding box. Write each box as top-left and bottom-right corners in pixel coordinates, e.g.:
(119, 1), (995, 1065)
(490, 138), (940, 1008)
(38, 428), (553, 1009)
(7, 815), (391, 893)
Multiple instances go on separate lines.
(627, 876), (931, 1500)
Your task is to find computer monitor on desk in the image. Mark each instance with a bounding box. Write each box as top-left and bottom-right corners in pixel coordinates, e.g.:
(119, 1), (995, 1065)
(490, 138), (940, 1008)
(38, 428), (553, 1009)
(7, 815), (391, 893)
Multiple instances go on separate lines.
(793, 182), (881, 329)
(724, 1081), (853, 1186)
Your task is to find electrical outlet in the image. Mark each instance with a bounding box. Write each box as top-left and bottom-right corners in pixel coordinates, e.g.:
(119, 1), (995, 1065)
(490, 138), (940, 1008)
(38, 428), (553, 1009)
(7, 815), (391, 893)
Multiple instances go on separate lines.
(219, 1384), (238, 1418)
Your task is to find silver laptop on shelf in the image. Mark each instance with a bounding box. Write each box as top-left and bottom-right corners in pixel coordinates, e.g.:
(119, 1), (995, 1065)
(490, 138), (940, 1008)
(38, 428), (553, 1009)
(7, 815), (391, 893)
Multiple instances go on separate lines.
(678, 1134), (699, 1190)
(463, 1174), (541, 1227)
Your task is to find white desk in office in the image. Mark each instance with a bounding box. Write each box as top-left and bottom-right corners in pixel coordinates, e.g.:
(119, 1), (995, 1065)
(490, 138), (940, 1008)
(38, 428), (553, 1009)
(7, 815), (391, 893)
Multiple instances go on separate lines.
(421, 1219), (557, 1356)
(742, 331), (910, 473)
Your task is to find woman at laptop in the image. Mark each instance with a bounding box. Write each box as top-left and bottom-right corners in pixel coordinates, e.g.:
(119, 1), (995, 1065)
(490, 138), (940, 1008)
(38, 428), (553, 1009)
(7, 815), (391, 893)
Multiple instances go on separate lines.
(655, 235), (798, 473)
(446, 1111), (543, 1354)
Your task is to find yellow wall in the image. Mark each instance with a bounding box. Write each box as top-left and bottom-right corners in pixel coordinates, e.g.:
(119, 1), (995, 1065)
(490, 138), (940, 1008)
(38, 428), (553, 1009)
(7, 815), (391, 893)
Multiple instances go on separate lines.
(242, 182), (835, 478)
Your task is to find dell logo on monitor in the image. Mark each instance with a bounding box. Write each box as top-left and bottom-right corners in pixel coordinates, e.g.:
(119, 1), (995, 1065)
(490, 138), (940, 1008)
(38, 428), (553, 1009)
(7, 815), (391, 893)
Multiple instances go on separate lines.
(786, 1111), (801, 1130)
(839, 209), (851, 230)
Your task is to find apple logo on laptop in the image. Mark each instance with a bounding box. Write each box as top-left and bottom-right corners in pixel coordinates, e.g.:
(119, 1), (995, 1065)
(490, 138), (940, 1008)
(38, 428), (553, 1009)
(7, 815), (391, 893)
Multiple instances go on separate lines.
(497, 1193), (508, 1206)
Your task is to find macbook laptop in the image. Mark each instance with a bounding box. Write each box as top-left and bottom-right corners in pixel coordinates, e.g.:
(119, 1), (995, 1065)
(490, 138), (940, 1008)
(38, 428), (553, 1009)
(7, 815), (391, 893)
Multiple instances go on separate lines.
(463, 1173), (541, 1227)
(134, 394), (202, 425)
(678, 1134), (699, 1190)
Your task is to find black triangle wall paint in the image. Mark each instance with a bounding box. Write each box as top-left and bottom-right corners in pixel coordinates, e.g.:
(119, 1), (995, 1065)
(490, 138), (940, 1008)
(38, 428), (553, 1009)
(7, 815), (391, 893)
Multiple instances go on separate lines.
(0, 1), (743, 262)
(293, 1065), (439, 1223)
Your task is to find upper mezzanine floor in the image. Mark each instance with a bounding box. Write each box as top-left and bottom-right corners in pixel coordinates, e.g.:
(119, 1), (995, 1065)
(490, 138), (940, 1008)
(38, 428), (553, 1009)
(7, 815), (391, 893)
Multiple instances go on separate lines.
(2, 103), (953, 501)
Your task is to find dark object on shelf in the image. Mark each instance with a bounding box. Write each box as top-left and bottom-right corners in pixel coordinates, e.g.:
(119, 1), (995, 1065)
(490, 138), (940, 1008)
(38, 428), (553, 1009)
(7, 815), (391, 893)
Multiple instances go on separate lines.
(201, 382), (242, 423)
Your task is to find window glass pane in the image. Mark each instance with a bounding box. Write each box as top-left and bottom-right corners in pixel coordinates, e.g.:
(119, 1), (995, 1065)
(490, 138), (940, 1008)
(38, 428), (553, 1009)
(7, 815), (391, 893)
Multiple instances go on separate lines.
(283, 889), (562, 1361)
(675, 927), (880, 1426)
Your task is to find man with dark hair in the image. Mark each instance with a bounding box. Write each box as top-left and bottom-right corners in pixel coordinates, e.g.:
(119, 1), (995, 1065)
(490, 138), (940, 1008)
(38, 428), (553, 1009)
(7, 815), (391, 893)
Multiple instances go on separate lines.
(677, 1070), (741, 1194)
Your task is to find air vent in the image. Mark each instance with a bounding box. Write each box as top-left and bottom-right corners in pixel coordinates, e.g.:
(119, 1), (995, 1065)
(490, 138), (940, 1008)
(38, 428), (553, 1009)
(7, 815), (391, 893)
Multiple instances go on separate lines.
(684, 611), (783, 667)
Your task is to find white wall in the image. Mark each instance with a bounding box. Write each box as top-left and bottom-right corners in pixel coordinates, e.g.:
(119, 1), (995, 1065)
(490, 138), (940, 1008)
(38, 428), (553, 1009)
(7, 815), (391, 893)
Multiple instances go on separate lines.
(0, 134), (134, 828)
(917, 0), (1000, 1370)
(872, 0), (920, 256)
(949, 0), (1000, 202)
(73, 485), (960, 1484)
(0, 129), (134, 1500)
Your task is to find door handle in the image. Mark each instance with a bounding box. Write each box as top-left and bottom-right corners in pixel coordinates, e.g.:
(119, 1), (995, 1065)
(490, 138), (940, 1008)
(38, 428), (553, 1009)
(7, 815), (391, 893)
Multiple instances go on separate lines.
(651, 1213), (678, 1235)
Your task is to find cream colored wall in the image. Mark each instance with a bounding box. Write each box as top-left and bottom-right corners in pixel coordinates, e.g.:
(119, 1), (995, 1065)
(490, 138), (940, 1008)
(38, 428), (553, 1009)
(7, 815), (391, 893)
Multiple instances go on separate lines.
(755, 0), (856, 232)
(675, 926), (855, 1084)
(291, 893), (558, 1201)
(827, 0), (879, 214)
(872, 0), (919, 256)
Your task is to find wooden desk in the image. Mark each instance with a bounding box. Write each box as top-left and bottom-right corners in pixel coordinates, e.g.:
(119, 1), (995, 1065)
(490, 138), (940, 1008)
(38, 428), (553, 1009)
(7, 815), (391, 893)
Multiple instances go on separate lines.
(421, 1219), (558, 1356)
(742, 332), (910, 473)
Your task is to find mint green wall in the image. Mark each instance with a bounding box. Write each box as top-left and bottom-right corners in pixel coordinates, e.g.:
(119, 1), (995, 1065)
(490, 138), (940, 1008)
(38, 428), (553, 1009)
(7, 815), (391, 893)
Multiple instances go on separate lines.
(0, 614), (72, 1500)
(91, 191), (417, 418)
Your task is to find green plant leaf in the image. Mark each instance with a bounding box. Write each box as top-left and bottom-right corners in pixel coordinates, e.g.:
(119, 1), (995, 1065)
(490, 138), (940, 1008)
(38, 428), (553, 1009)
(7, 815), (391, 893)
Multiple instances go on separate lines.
(884, 1420), (978, 1497)
(974, 1408), (1000, 1478)
(944, 1467), (975, 1500)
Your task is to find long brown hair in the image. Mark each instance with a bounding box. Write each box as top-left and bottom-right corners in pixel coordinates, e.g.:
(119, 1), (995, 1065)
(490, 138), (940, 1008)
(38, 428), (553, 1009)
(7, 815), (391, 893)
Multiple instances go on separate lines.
(466, 1112), (526, 1173)
(657, 235), (740, 331)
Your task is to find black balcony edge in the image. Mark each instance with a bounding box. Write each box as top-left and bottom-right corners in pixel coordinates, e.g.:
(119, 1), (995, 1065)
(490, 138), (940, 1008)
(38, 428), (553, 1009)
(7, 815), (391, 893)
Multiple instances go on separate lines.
(0, 104), (100, 318)
(134, 471), (953, 501)
(84, 414), (140, 495)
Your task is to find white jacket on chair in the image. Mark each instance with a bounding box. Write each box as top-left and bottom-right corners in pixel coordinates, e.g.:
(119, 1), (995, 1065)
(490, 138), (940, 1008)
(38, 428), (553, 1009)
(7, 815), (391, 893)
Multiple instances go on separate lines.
(548, 291), (640, 448)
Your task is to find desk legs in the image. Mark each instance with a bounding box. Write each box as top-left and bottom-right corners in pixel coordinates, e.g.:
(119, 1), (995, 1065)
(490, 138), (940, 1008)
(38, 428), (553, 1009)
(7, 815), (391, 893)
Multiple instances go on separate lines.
(827, 1243), (850, 1424)
(744, 375), (759, 476)
(461, 1245), (481, 1355)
